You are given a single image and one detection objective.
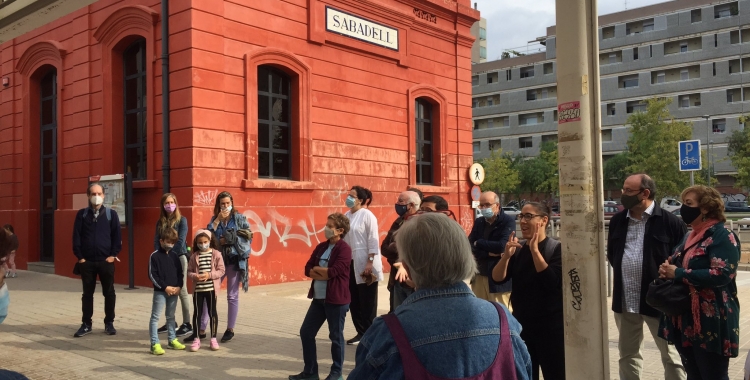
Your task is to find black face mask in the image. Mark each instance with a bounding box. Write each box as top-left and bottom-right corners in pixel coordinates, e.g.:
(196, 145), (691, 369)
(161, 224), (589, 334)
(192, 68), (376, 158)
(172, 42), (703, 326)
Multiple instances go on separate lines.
(395, 204), (409, 217)
(679, 204), (702, 224)
(620, 191), (643, 210)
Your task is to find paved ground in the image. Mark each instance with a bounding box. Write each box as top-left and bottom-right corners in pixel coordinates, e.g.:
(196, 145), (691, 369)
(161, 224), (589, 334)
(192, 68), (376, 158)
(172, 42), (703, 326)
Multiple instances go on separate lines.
(2, 270), (750, 380)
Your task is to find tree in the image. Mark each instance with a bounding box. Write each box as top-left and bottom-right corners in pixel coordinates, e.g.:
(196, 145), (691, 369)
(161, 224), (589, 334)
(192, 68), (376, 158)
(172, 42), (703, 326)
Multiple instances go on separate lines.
(625, 97), (707, 197)
(728, 117), (750, 189)
(537, 141), (559, 196)
(480, 149), (520, 195)
(603, 152), (630, 190)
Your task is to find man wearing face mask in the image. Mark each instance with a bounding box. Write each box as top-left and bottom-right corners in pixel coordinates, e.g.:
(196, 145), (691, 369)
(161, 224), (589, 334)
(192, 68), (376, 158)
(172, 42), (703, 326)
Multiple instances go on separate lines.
(72, 183), (122, 338)
(381, 191), (421, 312)
(607, 174), (687, 380)
(468, 191), (515, 307)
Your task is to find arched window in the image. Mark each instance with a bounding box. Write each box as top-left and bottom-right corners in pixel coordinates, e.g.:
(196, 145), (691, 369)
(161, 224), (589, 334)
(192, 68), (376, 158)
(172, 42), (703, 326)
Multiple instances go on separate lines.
(257, 65), (292, 179)
(123, 38), (147, 180)
(40, 69), (57, 262)
(415, 97), (433, 185)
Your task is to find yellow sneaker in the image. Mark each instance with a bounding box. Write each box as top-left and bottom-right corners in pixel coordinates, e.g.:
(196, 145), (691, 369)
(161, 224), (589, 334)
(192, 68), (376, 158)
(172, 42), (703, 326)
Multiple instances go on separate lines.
(151, 343), (165, 355)
(168, 339), (185, 350)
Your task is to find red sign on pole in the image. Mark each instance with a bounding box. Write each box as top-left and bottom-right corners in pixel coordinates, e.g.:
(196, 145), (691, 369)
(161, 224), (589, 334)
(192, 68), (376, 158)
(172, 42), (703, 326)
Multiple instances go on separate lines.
(557, 101), (581, 124)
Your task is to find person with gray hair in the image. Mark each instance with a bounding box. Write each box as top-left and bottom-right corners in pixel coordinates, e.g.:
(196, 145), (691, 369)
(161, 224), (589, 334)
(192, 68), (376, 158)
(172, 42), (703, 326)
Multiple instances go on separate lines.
(381, 191), (421, 312)
(349, 213), (532, 380)
(468, 191), (515, 308)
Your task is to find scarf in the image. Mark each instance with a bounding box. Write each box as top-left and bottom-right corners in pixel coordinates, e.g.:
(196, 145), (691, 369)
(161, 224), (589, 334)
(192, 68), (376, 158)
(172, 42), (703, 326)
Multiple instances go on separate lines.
(679, 218), (720, 335)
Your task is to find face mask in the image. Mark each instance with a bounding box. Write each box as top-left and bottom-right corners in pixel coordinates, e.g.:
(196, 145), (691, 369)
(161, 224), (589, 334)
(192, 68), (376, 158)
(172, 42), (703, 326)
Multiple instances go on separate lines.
(162, 243), (174, 251)
(345, 196), (356, 208)
(679, 205), (703, 224)
(198, 243), (210, 251)
(164, 204), (176, 213)
(395, 204), (409, 217)
(324, 227), (337, 240)
(480, 207), (495, 219)
(90, 195), (104, 206)
(620, 192), (643, 210)
(0, 281), (8, 324)
(222, 205), (233, 212)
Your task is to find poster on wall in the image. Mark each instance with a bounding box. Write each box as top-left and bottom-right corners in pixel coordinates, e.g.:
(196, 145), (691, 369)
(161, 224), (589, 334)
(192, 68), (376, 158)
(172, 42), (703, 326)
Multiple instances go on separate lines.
(89, 174), (126, 226)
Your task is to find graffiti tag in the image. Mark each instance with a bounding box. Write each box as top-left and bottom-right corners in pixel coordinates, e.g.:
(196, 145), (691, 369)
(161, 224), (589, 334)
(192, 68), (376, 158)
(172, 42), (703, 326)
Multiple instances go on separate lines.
(569, 268), (583, 311)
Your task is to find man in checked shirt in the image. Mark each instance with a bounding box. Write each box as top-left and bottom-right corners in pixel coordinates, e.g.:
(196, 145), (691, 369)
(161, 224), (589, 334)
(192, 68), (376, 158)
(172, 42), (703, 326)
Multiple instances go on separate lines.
(607, 173), (687, 380)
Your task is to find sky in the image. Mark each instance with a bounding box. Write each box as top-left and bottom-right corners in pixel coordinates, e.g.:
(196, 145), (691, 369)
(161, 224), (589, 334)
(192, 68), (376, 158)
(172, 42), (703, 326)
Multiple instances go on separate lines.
(473, 0), (669, 61)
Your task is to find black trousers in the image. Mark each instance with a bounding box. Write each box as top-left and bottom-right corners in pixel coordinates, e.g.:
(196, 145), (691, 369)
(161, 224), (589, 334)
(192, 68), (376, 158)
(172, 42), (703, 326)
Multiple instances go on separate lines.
(349, 263), (378, 336)
(518, 314), (566, 380)
(80, 260), (116, 326)
(672, 330), (730, 380)
(193, 290), (218, 338)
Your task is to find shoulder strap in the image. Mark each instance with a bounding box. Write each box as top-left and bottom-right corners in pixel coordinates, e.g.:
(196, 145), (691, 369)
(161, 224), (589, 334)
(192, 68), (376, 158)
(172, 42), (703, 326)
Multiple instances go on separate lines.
(82, 208), (88, 218)
(383, 314), (430, 380)
(543, 238), (561, 262)
(489, 302), (518, 380)
(106, 207), (111, 221)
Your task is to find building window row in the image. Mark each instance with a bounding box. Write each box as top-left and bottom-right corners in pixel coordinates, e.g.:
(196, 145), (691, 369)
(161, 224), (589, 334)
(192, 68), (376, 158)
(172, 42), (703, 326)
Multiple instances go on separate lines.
(601, 1), (738, 40)
(472, 95), (500, 108)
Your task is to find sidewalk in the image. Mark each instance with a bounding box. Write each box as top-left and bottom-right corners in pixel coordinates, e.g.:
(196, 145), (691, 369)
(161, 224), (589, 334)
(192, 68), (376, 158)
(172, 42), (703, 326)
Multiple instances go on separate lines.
(1, 270), (749, 379)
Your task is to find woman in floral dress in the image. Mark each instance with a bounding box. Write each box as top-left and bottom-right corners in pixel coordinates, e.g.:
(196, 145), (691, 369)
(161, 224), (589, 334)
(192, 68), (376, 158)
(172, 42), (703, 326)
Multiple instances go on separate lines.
(658, 185), (740, 380)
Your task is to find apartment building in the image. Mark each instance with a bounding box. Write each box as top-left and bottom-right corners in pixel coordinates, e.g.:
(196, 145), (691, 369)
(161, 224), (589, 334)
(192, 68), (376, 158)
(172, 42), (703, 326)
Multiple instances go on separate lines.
(472, 0), (750, 190)
(470, 5), (487, 64)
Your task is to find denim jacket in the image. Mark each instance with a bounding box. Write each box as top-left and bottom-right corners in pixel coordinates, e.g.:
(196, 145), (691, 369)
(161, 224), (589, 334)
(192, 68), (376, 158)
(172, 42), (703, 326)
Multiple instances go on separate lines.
(348, 282), (532, 380)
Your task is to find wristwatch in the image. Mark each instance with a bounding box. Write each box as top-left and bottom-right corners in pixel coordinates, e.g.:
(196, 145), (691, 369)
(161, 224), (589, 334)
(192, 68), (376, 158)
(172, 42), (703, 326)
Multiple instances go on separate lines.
(368, 256), (375, 262)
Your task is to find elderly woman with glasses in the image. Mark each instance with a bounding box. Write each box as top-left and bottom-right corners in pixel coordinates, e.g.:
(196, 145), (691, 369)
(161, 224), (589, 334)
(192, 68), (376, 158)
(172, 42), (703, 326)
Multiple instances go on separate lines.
(657, 186), (740, 380)
(492, 202), (564, 380)
(349, 213), (532, 380)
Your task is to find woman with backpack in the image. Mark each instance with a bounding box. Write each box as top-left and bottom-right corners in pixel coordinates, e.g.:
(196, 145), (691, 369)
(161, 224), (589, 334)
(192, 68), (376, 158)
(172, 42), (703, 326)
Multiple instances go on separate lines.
(492, 202), (565, 380)
(189, 191), (251, 344)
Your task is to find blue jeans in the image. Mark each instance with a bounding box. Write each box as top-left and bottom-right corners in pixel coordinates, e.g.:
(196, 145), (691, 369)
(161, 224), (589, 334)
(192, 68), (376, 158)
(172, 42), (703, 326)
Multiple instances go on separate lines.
(300, 300), (349, 376)
(392, 281), (415, 310)
(149, 291), (177, 345)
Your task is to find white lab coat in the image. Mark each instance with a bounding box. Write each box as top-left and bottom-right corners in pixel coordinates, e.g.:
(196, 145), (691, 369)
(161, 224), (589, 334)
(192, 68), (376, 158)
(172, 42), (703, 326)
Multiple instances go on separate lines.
(344, 208), (383, 285)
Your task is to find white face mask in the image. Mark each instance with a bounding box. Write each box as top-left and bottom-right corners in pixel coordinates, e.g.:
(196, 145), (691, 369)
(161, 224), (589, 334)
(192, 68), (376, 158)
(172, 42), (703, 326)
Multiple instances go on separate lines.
(198, 243), (210, 251)
(90, 195), (104, 206)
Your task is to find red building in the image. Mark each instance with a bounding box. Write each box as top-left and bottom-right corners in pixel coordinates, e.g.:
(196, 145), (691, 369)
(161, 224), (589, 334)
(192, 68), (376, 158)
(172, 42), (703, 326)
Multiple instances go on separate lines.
(0, 0), (478, 287)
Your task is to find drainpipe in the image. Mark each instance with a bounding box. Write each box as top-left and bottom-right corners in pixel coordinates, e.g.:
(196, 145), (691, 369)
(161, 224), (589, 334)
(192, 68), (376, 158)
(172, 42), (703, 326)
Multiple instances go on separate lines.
(161, 0), (171, 193)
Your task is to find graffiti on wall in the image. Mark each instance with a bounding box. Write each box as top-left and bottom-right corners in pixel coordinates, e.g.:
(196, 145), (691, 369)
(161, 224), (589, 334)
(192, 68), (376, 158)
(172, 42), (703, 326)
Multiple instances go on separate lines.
(722, 193), (747, 203)
(194, 190), (219, 206)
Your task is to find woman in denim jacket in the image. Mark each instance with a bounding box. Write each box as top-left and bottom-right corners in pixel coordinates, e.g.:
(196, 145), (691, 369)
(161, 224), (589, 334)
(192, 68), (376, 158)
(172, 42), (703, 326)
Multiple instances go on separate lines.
(348, 213), (532, 380)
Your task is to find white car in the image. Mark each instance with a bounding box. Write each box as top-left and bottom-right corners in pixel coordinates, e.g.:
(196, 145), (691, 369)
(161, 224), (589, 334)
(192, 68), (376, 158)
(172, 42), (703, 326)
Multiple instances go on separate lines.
(502, 206), (520, 219)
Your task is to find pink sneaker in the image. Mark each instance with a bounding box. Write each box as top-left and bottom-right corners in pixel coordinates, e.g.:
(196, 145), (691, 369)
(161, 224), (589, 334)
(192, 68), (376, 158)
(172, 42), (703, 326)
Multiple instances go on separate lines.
(187, 338), (200, 352)
(210, 338), (220, 351)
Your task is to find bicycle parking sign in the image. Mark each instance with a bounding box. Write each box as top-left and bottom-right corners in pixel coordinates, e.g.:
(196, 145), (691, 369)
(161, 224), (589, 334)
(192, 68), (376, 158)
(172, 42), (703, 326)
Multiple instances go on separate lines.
(678, 140), (701, 171)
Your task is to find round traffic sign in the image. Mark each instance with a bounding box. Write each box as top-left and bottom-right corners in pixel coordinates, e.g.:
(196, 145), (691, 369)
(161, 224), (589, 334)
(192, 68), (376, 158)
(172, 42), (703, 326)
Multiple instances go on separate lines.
(471, 185), (481, 201)
(469, 163), (485, 185)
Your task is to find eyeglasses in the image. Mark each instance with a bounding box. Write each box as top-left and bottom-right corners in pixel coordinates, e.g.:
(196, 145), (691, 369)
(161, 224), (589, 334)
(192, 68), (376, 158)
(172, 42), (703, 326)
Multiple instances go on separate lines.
(403, 209), (457, 221)
(518, 213), (545, 221)
(621, 188), (644, 196)
(478, 203), (495, 209)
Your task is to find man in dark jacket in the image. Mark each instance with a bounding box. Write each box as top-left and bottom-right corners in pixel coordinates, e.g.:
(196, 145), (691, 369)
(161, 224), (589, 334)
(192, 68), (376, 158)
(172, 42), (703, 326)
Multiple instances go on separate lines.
(72, 183), (122, 338)
(607, 174), (686, 380)
(468, 191), (515, 308)
(381, 191), (421, 312)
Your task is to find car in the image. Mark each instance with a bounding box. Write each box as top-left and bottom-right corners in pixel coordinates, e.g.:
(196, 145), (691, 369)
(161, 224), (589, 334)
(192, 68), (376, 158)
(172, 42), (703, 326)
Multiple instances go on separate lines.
(501, 206), (520, 219)
(604, 203), (624, 217)
(660, 197), (682, 213)
(725, 201), (750, 213)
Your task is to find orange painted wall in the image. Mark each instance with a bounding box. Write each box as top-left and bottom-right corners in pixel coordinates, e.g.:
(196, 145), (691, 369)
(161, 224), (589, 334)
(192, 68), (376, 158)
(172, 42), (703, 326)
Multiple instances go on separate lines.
(0, 0), (478, 287)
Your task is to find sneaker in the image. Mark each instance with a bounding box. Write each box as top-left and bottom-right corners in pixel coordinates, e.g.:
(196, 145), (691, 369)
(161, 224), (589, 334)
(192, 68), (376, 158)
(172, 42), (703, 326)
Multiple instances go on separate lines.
(104, 322), (117, 336)
(73, 324), (92, 337)
(288, 372), (319, 380)
(182, 331), (206, 343)
(220, 329), (234, 343)
(187, 338), (201, 352)
(168, 339), (185, 350)
(176, 323), (192, 337)
(10, 273), (16, 278)
(324, 375), (343, 380)
(157, 324), (168, 334)
(151, 343), (165, 355)
(210, 337), (220, 351)
(346, 334), (362, 345)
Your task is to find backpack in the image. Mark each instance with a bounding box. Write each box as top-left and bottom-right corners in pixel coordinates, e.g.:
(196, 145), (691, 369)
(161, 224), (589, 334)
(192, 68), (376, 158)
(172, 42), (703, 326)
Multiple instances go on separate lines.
(82, 207), (111, 222)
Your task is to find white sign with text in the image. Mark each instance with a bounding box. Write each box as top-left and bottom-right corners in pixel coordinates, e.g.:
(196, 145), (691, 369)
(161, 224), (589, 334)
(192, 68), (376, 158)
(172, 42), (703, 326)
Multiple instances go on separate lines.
(325, 7), (399, 51)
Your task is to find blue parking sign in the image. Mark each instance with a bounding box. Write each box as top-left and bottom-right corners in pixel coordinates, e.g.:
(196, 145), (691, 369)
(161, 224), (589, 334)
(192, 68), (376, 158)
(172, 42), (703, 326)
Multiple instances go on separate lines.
(678, 140), (701, 171)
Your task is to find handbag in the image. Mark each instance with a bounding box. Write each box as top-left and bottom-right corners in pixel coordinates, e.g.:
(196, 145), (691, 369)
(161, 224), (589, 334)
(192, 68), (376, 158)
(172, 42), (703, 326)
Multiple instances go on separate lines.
(645, 237), (707, 316)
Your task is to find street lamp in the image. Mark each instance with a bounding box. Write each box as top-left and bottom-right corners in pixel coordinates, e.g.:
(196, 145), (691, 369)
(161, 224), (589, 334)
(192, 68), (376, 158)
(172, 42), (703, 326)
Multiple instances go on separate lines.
(702, 115), (711, 184)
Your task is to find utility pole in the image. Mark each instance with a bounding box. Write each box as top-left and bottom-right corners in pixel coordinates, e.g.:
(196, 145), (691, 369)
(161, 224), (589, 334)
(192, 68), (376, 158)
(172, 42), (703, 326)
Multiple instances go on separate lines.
(703, 115), (711, 185)
(555, 0), (610, 378)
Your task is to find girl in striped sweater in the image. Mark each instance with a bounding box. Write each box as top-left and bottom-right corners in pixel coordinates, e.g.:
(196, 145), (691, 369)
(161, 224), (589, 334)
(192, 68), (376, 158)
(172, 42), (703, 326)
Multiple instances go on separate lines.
(186, 230), (225, 352)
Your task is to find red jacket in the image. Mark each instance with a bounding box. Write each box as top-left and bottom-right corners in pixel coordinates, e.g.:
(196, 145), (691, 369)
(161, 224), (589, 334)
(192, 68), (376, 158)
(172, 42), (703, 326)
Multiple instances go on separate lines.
(305, 239), (352, 305)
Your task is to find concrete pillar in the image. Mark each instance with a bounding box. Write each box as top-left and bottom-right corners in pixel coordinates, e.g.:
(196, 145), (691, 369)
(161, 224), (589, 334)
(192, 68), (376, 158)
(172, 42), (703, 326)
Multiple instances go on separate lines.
(555, 0), (610, 378)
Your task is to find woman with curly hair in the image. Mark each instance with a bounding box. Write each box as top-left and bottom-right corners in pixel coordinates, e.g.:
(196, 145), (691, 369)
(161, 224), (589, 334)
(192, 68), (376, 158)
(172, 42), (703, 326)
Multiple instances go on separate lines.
(658, 185), (741, 380)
